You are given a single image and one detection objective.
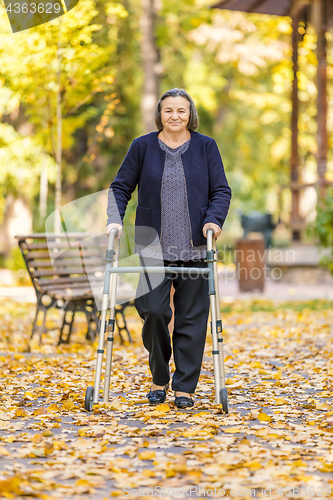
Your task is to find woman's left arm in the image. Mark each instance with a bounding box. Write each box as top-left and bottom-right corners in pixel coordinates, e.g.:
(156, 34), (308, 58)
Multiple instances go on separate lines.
(202, 138), (232, 234)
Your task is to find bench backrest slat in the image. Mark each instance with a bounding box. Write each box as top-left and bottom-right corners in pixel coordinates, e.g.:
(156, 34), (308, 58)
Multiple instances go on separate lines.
(26, 250), (103, 260)
(42, 282), (100, 291)
(27, 258), (104, 269)
(22, 241), (99, 251)
(16, 234), (108, 297)
(37, 276), (100, 286)
(16, 233), (90, 240)
(32, 268), (101, 278)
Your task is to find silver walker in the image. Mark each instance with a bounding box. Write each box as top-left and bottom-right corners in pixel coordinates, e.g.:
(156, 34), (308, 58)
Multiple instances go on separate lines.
(84, 228), (228, 413)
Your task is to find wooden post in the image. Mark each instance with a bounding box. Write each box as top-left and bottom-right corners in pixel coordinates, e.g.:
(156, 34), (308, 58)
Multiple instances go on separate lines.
(290, 11), (301, 241)
(313, 0), (328, 203)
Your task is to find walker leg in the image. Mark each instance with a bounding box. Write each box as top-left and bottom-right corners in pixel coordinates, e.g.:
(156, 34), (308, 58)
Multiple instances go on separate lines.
(103, 237), (119, 402)
(206, 232), (222, 406)
(210, 293), (222, 405)
(85, 230), (117, 412)
(214, 240), (228, 413)
(85, 292), (109, 410)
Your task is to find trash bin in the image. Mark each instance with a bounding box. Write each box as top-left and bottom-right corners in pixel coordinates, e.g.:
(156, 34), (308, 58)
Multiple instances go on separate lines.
(235, 238), (266, 292)
(240, 212), (276, 248)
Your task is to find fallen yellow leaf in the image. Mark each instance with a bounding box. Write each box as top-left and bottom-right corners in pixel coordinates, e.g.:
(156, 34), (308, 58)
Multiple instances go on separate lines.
(31, 434), (43, 444)
(47, 404), (60, 412)
(246, 461), (262, 471)
(138, 451), (156, 460)
(182, 430), (197, 437)
(292, 459), (307, 467)
(319, 462), (333, 473)
(223, 427), (242, 433)
(316, 403), (331, 411)
(14, 408), (27, 418)
(61, 401), (76, 411)
(0, 476), (22, 495)
(154, 403), (171, 413)
(142, 469), (155, 477)
(42, 430), (53, 437)
(258, 412), (271, 423)
(33, 408), (46, 416)
(255, 428), (269, 437)
(0, 446), (10, 456)
(23, 392), (35, 400)
(249, 361), (262, 368)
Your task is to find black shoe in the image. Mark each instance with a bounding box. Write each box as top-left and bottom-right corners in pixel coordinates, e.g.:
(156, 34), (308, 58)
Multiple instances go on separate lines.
(174, 395), (194, 409)
(147, 383), (169, 405)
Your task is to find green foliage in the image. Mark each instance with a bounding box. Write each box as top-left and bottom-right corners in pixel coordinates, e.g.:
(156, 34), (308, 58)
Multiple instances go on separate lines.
(0, 0), (332, 243)
(4, 246), (26, 271)
(0, 123), (56, 226)
(0, 0), (140, 228)
(309, 186), (333, 274)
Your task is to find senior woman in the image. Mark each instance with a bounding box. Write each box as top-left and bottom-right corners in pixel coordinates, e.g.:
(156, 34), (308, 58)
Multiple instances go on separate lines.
(106, 88), (231, 409)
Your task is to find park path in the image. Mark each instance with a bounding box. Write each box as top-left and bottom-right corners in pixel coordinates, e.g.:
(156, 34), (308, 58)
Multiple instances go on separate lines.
(1, 274), (333, 306)
(0, 300), (333, 499)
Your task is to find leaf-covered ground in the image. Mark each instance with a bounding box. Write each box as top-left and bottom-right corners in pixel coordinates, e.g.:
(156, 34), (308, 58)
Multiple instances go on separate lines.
(0, 299), (333, 499)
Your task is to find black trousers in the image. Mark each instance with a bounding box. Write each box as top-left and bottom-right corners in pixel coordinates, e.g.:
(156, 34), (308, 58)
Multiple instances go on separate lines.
(134, 259), (210, 393)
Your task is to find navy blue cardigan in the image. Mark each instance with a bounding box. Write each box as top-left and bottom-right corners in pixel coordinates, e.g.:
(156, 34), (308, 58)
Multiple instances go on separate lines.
(107, 131), (232, 247)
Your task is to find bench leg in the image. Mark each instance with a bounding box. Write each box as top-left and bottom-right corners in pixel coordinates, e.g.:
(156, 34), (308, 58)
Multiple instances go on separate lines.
(32, 305), (40, 339)
(85, 314), (99, 342)
(83, 301), (99, 342)
(58, 309), (75, 345)
(37, 310), (47, 346)
(53, 299), (134, 345)
(115, 309), (124, 344)
(115, 302), (133, 344)
(32, 296), (45, 339)
(32, 294), (57, 345)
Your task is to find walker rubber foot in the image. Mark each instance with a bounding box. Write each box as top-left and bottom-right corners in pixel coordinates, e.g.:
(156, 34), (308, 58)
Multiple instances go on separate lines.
(221, 387), (229, 414)
(85, 386), (94, 412)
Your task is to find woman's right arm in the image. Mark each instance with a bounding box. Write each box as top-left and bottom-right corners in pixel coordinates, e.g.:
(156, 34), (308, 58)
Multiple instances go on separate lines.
(106, 139), (141, 235)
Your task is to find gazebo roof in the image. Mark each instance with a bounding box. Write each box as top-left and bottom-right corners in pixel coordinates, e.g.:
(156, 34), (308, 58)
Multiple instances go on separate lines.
(211, 0), (333, 28)
(210, 0), (294, 17)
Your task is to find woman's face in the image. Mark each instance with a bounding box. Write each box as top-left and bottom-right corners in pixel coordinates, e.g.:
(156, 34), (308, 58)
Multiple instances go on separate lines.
(160, 96), (190, 134)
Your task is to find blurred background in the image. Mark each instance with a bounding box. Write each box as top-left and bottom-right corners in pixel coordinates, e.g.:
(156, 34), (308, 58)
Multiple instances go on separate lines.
(0, 0), (333, 300)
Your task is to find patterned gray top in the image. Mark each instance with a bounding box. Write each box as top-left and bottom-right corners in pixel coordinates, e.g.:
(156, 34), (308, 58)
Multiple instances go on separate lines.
(134, 136), (207, 261)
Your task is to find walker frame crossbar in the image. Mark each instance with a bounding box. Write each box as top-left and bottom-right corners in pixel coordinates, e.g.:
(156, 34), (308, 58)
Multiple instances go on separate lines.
(84, 228), (229, 413)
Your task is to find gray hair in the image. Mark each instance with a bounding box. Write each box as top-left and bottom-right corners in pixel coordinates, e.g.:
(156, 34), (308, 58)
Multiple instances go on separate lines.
(155, 88), (199, 131)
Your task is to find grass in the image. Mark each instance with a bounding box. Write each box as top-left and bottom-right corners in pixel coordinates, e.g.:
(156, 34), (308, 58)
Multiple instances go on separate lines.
(219, 299), (333, 314)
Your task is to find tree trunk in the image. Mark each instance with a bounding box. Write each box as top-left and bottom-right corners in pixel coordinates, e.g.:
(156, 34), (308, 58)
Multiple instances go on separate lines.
(2, 195), (16, 257)
(140, 0), (162, 133)
(39, 154), (48, 219)
(139, 0), (174, 330)
(55, 18), (62, 234)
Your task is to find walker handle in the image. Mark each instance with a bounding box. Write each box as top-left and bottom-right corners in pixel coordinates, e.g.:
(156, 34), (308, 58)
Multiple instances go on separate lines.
(206, 228), (214, 252)
(107, 228), (119, 251)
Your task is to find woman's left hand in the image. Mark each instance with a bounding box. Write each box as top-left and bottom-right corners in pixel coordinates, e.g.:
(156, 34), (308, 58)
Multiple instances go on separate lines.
(202, 222), (221, 240)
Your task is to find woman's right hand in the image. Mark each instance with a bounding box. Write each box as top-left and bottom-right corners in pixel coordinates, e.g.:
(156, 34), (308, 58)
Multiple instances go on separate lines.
(106, 223), (123, 238)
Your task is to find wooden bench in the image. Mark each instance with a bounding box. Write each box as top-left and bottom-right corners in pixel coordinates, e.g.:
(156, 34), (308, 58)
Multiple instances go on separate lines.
(16, 234), (135, 345)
